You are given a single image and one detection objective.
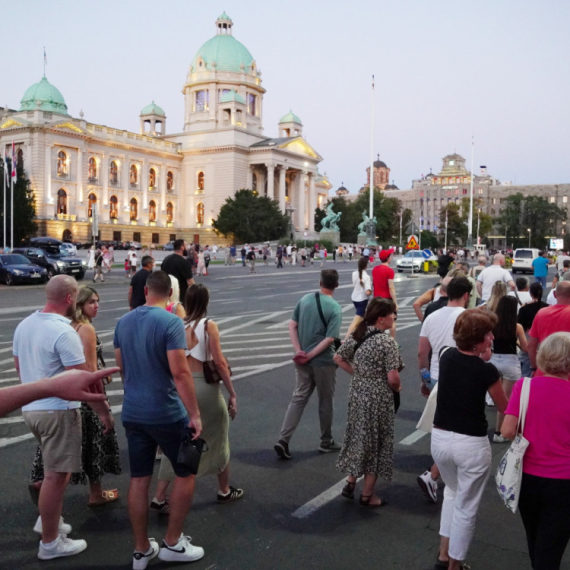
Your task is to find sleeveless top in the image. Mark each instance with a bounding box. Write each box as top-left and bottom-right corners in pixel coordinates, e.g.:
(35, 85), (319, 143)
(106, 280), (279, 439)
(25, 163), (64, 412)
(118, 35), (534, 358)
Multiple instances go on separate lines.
(185, 318), (207, 362)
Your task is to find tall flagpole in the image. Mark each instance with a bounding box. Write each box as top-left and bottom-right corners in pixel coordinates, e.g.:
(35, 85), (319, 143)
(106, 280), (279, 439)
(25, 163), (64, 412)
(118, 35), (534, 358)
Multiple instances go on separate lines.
(467, 136), (474, 249)
(367, 75), (377, 246)
(2, 159), (5, 249)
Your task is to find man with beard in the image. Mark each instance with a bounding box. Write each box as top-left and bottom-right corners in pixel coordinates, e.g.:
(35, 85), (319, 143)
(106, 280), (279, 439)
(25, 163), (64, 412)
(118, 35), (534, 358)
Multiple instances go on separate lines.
(13, 275), (114, 560)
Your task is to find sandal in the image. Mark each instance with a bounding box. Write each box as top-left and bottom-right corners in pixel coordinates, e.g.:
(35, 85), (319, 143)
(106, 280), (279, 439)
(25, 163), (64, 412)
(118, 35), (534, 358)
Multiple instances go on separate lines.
(341, 480), (356, 500)
(88, 489), (119, 507)
(359, 494), (388, 508)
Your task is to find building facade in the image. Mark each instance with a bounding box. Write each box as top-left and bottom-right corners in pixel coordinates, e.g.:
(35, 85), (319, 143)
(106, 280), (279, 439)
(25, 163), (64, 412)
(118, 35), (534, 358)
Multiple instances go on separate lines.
(0, 13), (331, 246)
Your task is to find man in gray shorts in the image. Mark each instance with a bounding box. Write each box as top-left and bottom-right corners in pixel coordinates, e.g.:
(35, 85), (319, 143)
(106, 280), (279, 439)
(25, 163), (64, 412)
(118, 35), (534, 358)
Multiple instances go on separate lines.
(13, 275), (114, 560)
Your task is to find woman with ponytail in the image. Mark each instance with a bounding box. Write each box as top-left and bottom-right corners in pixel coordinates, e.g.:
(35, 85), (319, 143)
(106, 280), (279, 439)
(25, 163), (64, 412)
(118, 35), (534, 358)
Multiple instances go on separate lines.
(334, 298), (403, 507)
(345, 257), (372, 339)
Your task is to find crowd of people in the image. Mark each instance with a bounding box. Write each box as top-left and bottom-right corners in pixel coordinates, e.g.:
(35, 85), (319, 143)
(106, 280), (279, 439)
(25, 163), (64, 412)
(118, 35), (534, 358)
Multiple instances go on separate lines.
(6, 239), (570, 569)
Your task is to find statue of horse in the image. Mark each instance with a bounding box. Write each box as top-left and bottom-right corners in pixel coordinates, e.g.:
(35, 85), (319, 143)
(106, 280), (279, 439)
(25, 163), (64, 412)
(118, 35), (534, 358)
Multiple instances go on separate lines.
(358, 211), (377, 236)
(321, 203), (342, 232)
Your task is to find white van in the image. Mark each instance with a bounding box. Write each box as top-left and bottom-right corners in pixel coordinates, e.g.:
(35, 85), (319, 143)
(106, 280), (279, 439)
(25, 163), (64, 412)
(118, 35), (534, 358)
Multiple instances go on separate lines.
(512, 248), (540, 274)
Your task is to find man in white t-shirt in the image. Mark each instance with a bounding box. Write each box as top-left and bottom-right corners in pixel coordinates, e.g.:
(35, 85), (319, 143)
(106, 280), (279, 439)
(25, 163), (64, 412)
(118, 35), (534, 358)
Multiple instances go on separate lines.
(476, 253), (515, 301)
(508, 277), (532, 310)
(417, 276), (472, 503)
(13, 276), (113, 560)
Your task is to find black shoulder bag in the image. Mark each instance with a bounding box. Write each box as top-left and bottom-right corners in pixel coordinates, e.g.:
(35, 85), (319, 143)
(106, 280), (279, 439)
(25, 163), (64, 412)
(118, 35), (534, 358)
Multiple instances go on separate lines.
(315, 292), (342, 351)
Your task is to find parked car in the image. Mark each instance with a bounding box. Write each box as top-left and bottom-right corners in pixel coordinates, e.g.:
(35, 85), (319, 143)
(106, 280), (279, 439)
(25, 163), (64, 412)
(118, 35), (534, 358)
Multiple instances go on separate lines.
(0, 254), (47, 285)
(14, 238), (87, 280)
(60, 242), (78, 256)
(512, 248), (540, 274)
(163, 241), (174, 251)
(130, 241), (142, 250)
(396, 250), (434, 272)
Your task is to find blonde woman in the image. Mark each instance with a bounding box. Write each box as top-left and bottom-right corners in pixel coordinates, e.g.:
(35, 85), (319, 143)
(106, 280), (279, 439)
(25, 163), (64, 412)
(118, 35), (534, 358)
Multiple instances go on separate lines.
(166, 275), (186, 319)
(484, 281), (508, 313)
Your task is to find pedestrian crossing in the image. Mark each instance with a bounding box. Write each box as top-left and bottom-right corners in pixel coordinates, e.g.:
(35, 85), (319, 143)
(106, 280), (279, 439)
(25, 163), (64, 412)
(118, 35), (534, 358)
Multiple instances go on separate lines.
(0, 300), (422, 449)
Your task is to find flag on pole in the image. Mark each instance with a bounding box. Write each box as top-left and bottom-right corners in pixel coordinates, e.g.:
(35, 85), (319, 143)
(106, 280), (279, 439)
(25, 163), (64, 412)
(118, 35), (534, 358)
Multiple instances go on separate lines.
(11, 141), (17, 183)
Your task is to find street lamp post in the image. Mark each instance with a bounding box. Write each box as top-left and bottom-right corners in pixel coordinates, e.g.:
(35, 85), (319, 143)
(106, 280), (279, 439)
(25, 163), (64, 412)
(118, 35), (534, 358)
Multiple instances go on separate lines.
(528, 228), (531, 248)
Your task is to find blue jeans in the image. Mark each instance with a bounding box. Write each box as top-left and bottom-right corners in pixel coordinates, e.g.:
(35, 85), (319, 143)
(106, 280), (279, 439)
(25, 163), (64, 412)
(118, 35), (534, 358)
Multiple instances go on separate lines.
(535, 276), (547, 288)
(519, 350), (531, 377)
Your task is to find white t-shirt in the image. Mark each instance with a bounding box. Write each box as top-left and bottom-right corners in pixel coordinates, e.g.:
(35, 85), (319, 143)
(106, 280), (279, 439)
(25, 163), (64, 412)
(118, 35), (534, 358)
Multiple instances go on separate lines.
(508, 290), (532, 310)
(13, 312), (85, 411)
(477, 265), (513, 301)
(420, 306), (465, 382)
(547, 289), (557, 305)
(351, 270), (372, 302)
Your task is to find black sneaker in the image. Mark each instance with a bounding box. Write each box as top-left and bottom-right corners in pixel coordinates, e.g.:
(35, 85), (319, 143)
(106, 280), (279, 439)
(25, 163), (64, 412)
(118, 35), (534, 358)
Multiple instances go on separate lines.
(274, 440), (292, 459)
(319, 440), (342, 453)
(217, 486), (244, 504)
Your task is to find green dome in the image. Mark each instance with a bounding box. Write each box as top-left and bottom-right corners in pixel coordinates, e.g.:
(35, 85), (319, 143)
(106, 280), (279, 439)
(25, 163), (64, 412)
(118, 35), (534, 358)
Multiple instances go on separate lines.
(19, 76), (69, 115)
(140, 101), (166, 117)
(191, 34), (255, 74)
(219, 89), (245, 104)
(279, 110), (302, 124)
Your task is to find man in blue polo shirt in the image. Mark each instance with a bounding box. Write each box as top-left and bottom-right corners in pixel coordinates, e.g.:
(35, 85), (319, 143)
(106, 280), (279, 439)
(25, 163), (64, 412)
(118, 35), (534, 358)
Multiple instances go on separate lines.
(114, 270), (203, 567)
(532, 251), (549, 288)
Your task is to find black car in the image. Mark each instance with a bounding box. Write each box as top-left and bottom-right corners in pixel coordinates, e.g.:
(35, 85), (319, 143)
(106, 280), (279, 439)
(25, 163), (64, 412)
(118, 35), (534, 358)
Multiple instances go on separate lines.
(0, 254), (48, 285)
(13, 242), (87, 280)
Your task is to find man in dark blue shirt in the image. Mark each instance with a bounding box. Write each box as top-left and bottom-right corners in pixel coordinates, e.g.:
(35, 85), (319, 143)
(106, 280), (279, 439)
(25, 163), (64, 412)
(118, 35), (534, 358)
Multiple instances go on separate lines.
(128, 255), (154, 310)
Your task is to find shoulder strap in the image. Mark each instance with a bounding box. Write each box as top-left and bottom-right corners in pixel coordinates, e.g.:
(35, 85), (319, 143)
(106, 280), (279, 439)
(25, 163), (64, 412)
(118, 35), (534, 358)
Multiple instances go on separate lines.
(354, 329), (384, 353)
(517, 376), (532, 434)
(315, 292), (328, 330)
(438, 345), (452, 360)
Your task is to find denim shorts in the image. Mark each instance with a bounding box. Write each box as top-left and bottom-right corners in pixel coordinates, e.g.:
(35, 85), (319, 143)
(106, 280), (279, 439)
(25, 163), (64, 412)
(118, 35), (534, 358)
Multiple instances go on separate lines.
(490, 353), (522, 382)
(123, 418), (192, 478)
(353, 299), (369, 317)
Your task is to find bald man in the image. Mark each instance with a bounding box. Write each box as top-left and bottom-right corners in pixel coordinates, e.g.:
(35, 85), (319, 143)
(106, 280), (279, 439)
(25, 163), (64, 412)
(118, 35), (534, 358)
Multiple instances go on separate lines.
(13, 275), (114, 560)
(476, 253), (516, 301)
(528, 281), (570, 377)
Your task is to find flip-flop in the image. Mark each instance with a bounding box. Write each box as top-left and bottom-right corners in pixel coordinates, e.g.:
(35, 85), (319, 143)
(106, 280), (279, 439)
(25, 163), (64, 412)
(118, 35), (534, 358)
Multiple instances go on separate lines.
(88, 489), (119, 507)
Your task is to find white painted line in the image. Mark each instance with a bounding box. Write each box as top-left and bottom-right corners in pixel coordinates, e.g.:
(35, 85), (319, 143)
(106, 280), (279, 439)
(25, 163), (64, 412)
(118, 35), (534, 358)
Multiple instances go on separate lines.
(291, 476), (363, 519)
(0, 433), (35, 448)
(0, 416), (24, 425)
(222, 337), (288, 346)
(231, 359), (292, 380)
(229, 353), (292, 361)
(0, 305), (43, 315)
(398, 296), (416, 308)
(219, 311), (290, 337)
(0, 356), (15, 366)
(0, 368), (16, 374)
(0, 346), (13, 354)
(399, 429), (428, 446)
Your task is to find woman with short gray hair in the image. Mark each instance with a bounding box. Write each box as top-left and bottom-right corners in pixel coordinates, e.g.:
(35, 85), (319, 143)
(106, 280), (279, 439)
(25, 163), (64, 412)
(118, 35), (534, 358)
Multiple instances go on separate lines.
(501, 332), (570, 570)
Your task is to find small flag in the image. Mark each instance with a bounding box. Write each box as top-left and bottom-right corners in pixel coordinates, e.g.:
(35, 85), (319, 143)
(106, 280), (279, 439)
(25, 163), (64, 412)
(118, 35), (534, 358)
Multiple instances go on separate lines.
(11, 142), (17, 183)
(44, 47), (47, 66)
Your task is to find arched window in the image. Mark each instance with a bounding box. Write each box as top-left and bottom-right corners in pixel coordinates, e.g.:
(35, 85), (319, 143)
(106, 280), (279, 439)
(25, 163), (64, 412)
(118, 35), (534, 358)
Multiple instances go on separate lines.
(110, 195), (118, 219)
(57, 151), (68, 176)
(149, 200), (157, 222)
(197, 171), (204, 191)
(167, 171), (174, 191)
(88, 193), (97, 218)
(57, 189), (67, 214)
(130, 197), (138, 220)
(197, 202), (204, 224)
(110, 161), (118, 184)
(251, 173), (257, 193)
(130, 164), (138, 186)
(149, 167), (156, 188)
(166, 201), (174, 223)
(88, 157), (97, 181)
(17, 148), (23, 171)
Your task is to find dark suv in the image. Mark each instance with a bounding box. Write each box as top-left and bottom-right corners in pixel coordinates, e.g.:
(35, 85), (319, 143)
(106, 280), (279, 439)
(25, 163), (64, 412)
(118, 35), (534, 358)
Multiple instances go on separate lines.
(14, 237), (87, 280)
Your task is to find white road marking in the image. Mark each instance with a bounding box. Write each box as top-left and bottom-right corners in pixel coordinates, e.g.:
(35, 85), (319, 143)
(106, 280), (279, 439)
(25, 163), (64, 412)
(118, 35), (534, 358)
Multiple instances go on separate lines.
(228, 353), (292, 361)
(222, 337), (288, 346)
(231, 359), (292, 380)
(222, 344), (291, 354)
(398, 430), (428, 446)
(219, 311), (290, 337)
(0, 377), (18, 385)
(0, 433), (35, 448)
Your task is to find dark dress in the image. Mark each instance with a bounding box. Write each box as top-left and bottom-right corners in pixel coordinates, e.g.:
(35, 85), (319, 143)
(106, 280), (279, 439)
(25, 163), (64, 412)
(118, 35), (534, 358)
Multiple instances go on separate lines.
(336, 328), (403, 481)
(30, 329), (121, 485)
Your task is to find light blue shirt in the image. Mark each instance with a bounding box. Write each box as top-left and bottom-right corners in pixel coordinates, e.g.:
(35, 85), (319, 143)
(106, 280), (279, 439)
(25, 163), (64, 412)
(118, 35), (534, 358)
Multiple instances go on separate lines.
(13, 312), (85, 411)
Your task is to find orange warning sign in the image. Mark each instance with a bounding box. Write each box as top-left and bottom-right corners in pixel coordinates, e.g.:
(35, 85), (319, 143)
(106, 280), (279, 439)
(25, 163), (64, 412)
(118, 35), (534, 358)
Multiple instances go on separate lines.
(406, 235), (419, 250)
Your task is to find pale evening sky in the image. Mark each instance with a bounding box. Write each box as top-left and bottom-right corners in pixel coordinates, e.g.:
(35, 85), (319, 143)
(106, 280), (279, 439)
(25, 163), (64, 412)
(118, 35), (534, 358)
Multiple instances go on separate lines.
(4, 0), (569, 194)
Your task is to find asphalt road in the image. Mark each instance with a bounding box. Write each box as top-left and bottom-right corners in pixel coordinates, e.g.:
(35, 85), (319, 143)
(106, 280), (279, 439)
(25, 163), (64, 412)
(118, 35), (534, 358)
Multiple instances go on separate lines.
(0, 260), (566, 570)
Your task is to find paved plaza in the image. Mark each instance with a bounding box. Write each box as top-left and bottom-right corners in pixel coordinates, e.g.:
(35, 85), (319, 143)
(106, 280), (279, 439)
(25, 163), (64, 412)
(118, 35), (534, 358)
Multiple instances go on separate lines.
(0, 260), (566, 569)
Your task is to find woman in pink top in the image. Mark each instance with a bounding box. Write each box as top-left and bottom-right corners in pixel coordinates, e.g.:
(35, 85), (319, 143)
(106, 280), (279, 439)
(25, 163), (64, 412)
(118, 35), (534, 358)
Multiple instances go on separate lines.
(502, 332), (570, 570)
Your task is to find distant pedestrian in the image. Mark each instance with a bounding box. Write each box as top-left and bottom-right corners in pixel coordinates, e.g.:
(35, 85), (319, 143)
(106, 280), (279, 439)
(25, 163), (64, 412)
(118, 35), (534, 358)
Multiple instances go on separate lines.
(124, 257), (130, 277)
(230, 245), (236, 264)
(128, 247), (138, 277)
(128, 255), (154, 310)
(476, 254), (515, 302)
(93, 249), (104, 283)
(532, 250), (549, 289)
(246, 249), (256, 273)
(276, 245), (284, 268)
(240, 246), (246, 267)
(274, 270), (342, 459)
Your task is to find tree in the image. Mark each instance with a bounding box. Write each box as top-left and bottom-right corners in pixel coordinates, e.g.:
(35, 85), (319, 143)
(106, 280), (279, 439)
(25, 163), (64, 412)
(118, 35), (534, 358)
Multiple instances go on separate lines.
(0, 160), (37, 247)
(495, 193), (524, 245)
(439, 203), (464, 245)
(419, 230), (440, 250)
(461, 197), (493, 242)
(212, 189), (289, 244)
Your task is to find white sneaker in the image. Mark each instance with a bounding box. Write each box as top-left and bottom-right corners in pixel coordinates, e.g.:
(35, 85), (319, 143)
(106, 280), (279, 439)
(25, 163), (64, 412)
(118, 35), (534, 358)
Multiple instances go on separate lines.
(38, 534), (87, 560)
(493, 433), (509, 443)
(158, 534), (204, 563)
(33, 515), (72, 535)
(417, 470), (438, 503)
(133, 539), (159, 570)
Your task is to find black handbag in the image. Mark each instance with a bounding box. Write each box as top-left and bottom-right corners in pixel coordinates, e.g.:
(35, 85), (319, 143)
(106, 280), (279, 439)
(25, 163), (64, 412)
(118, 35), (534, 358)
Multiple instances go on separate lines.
(315, 293), (342, 350)
(200, 319), (232, 384)
(177, 427), (207, 475)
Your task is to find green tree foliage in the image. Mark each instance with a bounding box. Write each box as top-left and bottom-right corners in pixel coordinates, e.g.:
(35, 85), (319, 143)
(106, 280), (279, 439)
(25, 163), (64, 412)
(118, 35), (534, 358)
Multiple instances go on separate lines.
(0, 161), (37, 247)
(212, 189), (289, 244)
(419, 230), (440, 250)
(439, 203), (464, 245)
(495, 193), (524, 244)
(438, 198), (493, 245)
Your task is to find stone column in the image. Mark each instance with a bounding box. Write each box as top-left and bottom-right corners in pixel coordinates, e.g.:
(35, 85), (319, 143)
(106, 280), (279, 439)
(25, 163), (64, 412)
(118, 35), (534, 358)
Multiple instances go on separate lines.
(160, 166), (166, 212)
(44, 144), (52, 205)
(122, 158), (129, 221)
(297, 170), (306, 230)
(246, 165), (253, 189)
(278, 166), (286, 212)
(309, 172), (316, 232)
(76, 148), (83, 204)
(142, 160), (148, 211)
(266, 163), (275, 200)
(102, 154), (109, 206)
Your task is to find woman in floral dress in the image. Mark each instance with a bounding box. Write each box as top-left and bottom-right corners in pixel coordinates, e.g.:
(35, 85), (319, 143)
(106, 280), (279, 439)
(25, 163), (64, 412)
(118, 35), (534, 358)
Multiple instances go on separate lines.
(30, 286), (121, 506)
(334, 298), (403, 507)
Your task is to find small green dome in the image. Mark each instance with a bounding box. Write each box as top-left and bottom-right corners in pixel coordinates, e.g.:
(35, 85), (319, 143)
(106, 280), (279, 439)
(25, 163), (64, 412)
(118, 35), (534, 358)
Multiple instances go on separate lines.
(219, 89), (245, 104)
(140, 101), (166, 117)
(217, 11), (232, 23)
(19, 76), (69, 115)
(191, 29), (255, 74)
(279, 110), (302, 124)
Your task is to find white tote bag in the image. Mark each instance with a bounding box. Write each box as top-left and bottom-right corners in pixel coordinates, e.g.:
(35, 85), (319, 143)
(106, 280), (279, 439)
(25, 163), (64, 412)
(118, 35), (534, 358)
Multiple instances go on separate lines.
(416, 382), (438, 434)
(495, 376), (531, 514)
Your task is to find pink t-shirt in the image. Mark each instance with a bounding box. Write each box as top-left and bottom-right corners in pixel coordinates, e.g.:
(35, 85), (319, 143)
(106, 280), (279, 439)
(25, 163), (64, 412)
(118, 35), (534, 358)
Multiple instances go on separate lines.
(506, 376), (570, 479)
